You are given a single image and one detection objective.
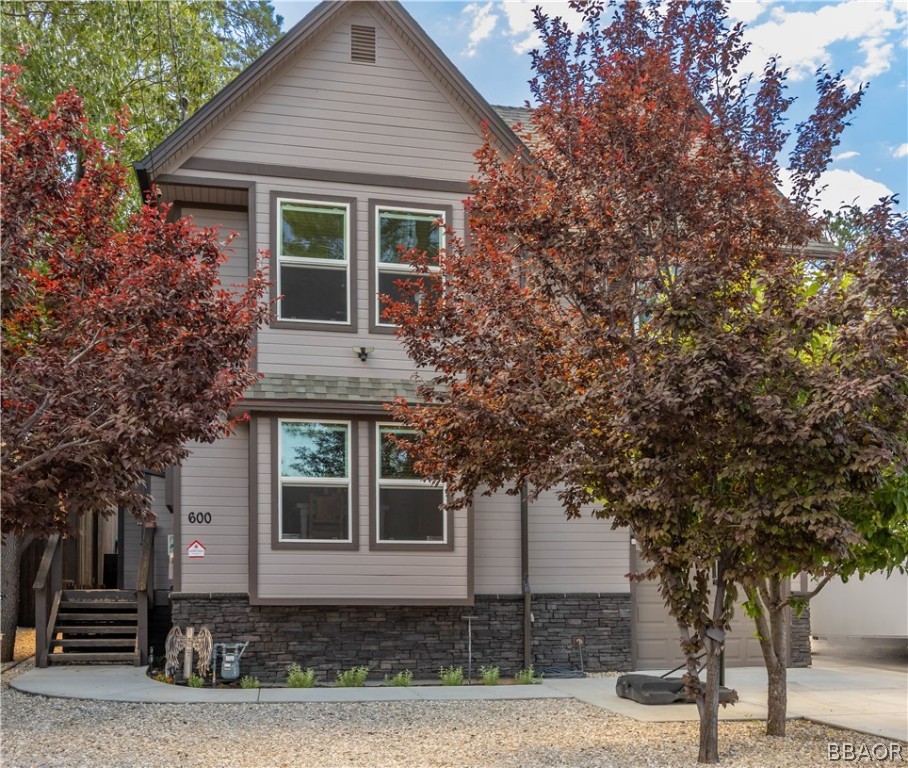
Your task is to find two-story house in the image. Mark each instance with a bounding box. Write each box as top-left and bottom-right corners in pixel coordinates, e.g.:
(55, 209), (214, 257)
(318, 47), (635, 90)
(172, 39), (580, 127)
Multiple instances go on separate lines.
(120, 0), (810, 681)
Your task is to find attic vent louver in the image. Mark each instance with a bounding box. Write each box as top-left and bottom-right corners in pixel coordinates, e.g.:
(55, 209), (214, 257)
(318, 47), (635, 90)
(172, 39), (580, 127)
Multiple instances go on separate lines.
(351, 25), (376, 63)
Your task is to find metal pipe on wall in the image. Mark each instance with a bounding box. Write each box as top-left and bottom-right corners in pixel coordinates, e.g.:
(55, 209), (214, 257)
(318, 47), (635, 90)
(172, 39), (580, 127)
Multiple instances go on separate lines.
(521, 482), (532, 669)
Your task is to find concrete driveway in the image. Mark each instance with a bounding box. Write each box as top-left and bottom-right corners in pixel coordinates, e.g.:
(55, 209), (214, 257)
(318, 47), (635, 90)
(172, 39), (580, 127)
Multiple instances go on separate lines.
(546, 638), (908, 743)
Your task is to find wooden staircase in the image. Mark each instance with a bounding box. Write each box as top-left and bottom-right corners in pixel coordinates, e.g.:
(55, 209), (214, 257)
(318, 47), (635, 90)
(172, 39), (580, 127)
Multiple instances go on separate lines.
(47, 590), (140, 665)
(35, 528), (155, 668)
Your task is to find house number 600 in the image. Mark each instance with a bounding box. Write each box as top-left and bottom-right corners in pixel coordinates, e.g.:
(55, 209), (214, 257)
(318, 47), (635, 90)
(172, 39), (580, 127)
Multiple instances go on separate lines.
(187, 512), (212, 524)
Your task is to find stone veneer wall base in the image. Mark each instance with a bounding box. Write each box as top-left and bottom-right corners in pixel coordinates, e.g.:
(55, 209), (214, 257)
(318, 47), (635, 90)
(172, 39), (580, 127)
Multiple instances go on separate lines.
(789, 602), (812, 668)
(170, 592), (632, 683)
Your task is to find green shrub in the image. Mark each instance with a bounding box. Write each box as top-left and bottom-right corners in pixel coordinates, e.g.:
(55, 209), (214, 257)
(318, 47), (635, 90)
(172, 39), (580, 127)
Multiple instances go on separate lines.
(514, 666), (543, 685)
(480, 665), (500, 686)
(383, 669), (413, 687)
(286, 663), (316, 688)
(336, 666), (369, 687)
(187, 674), (205, 688)
(240, 675), (261, 689)
(438, 665), (464, 686)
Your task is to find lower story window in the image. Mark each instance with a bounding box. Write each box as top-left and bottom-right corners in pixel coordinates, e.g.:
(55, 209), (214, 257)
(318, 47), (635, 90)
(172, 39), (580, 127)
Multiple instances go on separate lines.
(377, 424), (445, 543)
(279, 420), (351, 542)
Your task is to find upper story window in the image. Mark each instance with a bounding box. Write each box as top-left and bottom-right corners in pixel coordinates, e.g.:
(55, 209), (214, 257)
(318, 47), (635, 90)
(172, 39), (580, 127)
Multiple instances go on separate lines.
(277, 198), (350, 324)
(376, 424), (445, 544)
(279, 420), (352, 543)
(373, 204), (446, 329)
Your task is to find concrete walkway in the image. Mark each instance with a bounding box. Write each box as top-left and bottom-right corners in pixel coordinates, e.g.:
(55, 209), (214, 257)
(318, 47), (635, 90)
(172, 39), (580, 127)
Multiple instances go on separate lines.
(10, 661), (907, 742)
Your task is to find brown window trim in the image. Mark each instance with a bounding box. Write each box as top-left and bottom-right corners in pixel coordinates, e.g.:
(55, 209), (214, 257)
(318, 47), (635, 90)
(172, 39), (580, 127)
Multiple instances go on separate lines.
(368, 199), (453, 335)
(270, 418), (359, 552)
(270, 190), (358, 333)
(368, 421), (453, 551)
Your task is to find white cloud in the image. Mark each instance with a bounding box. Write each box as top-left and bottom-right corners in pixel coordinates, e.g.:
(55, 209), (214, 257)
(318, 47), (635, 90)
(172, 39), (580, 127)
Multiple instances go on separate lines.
(462, 2), (499, 58)
(833, 150), (860, 161)
(813, 168), (893, 212)
(778, 167), (893, 211)
(894, 144), (908, 159)
(502, 2), (586, 54)
(727, 1), (772, 24)
(741, 1), (907, 87)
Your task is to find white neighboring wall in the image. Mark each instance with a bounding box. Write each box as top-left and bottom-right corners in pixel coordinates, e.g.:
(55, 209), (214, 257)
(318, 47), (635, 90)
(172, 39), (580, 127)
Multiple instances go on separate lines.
(810, 571), (908, 639)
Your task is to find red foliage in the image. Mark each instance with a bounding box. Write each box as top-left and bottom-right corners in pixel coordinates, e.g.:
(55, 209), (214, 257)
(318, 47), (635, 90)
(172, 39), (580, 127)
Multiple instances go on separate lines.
(384, 2), (906, 757)
(1, 65), (270, 536)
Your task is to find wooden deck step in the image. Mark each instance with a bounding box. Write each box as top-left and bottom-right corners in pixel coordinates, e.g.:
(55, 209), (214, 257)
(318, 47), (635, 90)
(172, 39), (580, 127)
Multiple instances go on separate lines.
(48, 652), (136, 664)
(60, 600), (137, 610)
(55, 625), (137, 635)
(53, 638), (136, 648)
(55, 612), (137, 622)
(62, 589), (137, 602)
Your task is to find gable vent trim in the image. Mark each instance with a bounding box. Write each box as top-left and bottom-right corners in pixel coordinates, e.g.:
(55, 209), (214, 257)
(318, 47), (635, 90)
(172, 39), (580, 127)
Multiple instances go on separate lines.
(351, 25), (376, 64)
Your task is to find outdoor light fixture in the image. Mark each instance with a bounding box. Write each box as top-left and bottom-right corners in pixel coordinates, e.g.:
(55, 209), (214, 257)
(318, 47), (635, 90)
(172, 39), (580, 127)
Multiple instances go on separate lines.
(353, 346), (373, 362)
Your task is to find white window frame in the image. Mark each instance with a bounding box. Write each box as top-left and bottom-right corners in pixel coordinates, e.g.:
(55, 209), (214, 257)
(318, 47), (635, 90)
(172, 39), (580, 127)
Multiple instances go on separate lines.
(374, 205), (445, 328)
(278, 418), (352, 543)
(276, 198), (351, 325)
(375, 423), (447, 544)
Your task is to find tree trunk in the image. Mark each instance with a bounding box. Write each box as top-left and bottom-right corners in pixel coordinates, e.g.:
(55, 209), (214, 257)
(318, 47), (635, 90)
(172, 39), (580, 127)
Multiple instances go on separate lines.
(693, 570), (729, 764)
(697, 633), (722, 763)
(765, 652), (787, 736)
(1, 532), (31, 662)
(765, 576), (790, 736)
(744, 577), (790, 737)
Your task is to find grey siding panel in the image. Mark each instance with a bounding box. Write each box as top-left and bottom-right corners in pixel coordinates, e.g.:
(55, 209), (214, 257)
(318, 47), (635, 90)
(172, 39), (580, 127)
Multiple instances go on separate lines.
(120, 475), (173, 591)
(528, 488), (631, 594)
(181, 208), (248, 290)
(473, 489), (521, 594)
(195, 6), (486, 182)
(179, 426), (250, 593)
(121, 514), (142, 591)
(256, 417), (469, 601)
(149, 475), (174, 592)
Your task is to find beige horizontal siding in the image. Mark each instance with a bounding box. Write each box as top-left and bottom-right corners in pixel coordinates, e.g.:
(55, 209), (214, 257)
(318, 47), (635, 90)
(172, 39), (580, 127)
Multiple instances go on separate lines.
(181, 208), (249, 291)
(473, 489), (521, 594)
(179, 426), (250, 593)
(528, 488), (631, 594)
(195, 5), (486, 182)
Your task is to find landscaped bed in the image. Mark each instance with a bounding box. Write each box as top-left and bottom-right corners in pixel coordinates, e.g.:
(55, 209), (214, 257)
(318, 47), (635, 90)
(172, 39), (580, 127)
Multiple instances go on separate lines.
(148, 660), (547, 689)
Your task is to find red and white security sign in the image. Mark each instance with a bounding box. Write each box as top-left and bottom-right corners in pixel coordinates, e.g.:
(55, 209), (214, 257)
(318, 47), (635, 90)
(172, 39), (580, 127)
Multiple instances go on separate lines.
(187, 540), (206, 558)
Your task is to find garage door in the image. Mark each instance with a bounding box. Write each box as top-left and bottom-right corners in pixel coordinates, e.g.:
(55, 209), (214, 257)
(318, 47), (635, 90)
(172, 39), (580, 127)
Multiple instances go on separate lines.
(632, 549), (767, 670)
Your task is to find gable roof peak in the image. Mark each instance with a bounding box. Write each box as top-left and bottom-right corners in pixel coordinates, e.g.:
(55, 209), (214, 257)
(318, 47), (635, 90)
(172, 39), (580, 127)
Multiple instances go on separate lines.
(136, 0), (523, 189)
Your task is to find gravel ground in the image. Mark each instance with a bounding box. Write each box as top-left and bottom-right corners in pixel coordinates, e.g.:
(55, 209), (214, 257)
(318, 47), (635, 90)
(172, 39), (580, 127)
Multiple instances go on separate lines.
(2, 660), (902, 768)
(13, 628), (36, 662)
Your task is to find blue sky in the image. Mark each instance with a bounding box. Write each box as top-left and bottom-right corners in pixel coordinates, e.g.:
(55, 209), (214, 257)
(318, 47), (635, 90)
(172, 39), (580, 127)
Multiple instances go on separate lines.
(273, 1), (907, 213)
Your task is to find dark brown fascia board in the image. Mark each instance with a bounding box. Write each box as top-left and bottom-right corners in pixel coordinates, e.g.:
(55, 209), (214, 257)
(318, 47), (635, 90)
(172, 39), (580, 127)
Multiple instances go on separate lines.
(155, 174), (255, 192)
(377, 2), (528, 161)
(233, 400), (396, 417)
(182, 158), (470, 195)
(134, 0), (345, 187)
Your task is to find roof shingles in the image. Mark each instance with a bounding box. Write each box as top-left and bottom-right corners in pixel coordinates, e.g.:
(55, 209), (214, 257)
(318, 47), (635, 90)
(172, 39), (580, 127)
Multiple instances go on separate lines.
(244, 373), (421, 404)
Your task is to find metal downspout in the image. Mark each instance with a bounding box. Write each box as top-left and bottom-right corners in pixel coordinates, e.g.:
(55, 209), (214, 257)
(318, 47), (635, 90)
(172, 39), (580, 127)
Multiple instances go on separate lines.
(521, 482), (532, 669)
